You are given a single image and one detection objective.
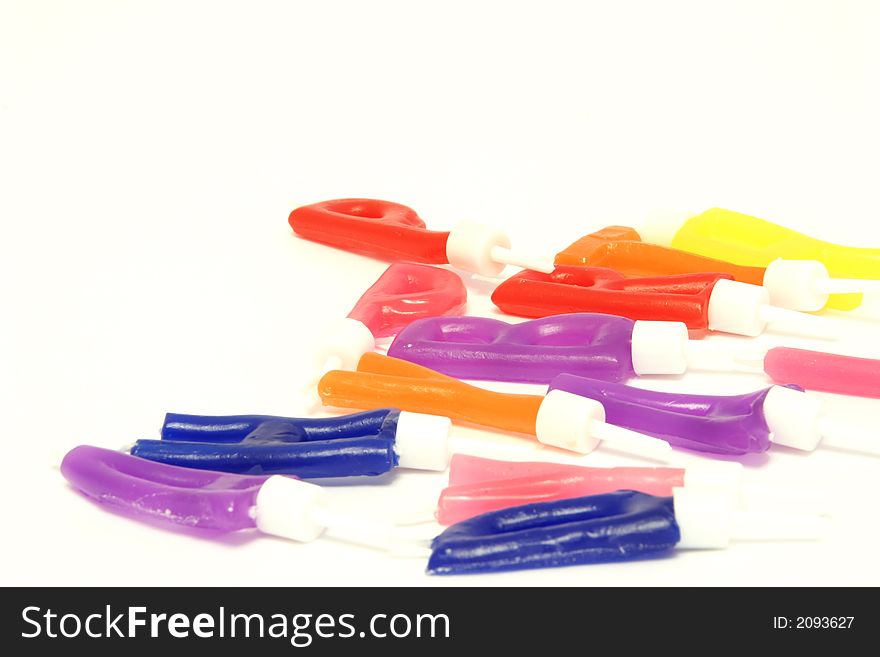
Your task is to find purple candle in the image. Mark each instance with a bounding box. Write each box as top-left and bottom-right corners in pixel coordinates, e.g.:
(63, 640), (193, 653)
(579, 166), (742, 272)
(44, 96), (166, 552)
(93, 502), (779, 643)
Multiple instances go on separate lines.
(388, 313), (636, 384)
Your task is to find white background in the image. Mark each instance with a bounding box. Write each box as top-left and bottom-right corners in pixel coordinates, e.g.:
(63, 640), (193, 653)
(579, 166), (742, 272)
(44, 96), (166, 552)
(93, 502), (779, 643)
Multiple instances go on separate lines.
(2, 0), (880, 586)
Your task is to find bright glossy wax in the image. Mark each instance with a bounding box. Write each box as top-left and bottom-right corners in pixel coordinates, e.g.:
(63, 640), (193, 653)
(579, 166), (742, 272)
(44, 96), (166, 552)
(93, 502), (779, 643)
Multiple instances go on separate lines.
(438, 454), (684, 525)
(556, 225), (767, 283)
(668, 208), (880, 310)
(387, 313), (637, 383)
(347, 263), (466, 339)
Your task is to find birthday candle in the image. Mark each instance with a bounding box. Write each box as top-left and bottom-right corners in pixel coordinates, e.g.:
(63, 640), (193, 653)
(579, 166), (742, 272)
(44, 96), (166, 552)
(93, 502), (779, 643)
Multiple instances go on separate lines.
(556, 225), (880, 312)
(491, 265), (833, 339)
(437, 455), (821, 525)
(763, 347), (880, 399)
(310, 263), (467, 374)
(61, 445), (417, 549)
(388, 314), (880, 399)
(428, 489), (823, 575)
(346, 263), (467, 340)
(298, 264), (467, 411)
(289, 198), (555, 276)
(639, 208), (880, 311)
(438, 455), (704, 525)
(550, 374), (880, 456)
(387, 313), (779, 384)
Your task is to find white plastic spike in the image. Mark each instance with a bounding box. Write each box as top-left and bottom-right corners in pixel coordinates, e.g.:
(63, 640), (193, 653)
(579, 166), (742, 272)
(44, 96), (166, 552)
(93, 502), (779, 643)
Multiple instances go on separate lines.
(818, 417), (880, 457)
(762, 259), (829, 311)
(489, 245), (556, 273)
(758, 304), (836, 340)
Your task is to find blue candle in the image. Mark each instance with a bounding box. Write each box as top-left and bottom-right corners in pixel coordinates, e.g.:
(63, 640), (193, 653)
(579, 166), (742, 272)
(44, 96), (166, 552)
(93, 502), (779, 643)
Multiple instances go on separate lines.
(131, 435), (398, 478)
(428, 491), (679, 575)
(130, 408), (451, 478)
(161, 409), (396, 444)
(427, 489), (823, 575)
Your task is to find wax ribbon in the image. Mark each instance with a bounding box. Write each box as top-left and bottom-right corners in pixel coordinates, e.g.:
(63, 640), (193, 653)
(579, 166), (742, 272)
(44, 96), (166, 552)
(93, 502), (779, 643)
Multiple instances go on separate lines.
(549, 374), (782, 455)
(428, 491), (680, 575)
(664, 208), (880, 310)
(318, 353), (543, 436)
(491, 265), (720, 334)
(289, 199), (449, 263)
(131, 410), (402, 478)
(438, 455), (684, 525)
(556, 225), (766, 283)
(763, 347), (880, 399)
(347, 263), (467, 339)
(61, 445), (273, 532)
(388, 313), (635, 383)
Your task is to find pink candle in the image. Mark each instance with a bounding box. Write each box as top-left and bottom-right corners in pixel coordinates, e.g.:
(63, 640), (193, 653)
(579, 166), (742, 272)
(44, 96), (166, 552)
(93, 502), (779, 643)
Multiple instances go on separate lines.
(439, 455), (685, 525)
